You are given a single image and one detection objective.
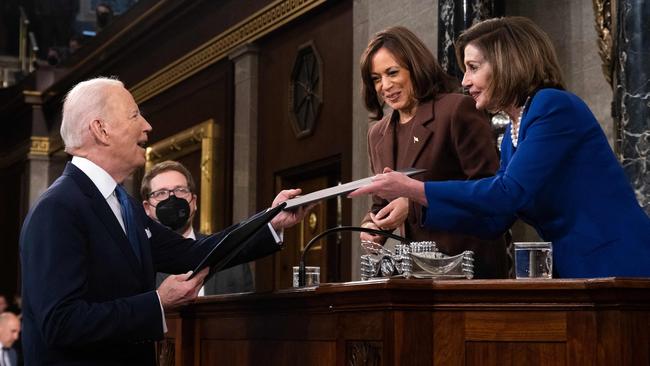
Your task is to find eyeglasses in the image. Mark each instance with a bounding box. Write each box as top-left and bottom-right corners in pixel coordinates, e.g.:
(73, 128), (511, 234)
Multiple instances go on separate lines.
(148, 187), (192, 201)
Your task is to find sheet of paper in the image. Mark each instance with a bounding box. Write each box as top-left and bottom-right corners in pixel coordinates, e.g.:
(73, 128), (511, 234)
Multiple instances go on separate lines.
(283, 168), (426, 209)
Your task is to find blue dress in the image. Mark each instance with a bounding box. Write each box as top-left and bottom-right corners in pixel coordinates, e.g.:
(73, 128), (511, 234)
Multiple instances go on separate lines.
(422, 88), (650, 278)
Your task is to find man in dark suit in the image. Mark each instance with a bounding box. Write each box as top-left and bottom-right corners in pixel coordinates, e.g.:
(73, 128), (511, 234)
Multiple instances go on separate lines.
(0, 312), (20, 366)
(19, 77), (306, 365)
(141, 160), (254, 295)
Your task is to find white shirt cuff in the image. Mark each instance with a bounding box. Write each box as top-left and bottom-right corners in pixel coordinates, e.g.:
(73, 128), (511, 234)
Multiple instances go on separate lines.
(156, 290), (168, 333)
(267, 222), (283, 244)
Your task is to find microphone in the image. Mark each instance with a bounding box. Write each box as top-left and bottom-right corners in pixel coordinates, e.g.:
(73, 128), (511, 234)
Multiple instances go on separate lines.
(298, 226), (410, 286)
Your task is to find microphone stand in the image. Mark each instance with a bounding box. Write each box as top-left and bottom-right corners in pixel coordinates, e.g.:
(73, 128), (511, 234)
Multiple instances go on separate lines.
(298, 226), (410, 286)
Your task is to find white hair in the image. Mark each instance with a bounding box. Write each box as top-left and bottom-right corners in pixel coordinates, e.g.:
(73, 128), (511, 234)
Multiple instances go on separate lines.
(0, 311), (19, 326)
(60, 77), (124, 152)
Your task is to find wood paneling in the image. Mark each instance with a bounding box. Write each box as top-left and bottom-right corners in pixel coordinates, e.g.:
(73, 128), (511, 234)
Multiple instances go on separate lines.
(138, 61), (233, 228)
(255, 0), (352, 291)
(465, 311), (566, 341)
(465, 341), (566, 366)
(166, 278), (650, 366)
(566, 311), (597, 366)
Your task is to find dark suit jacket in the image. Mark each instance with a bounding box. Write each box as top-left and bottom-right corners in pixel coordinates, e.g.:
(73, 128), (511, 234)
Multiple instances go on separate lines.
(2, 346), (17, 366)
(423, 89), (650, 277)
(363, 93), (508, 278)
(19, 163), (280, 365)
(156, 233), (254, 295)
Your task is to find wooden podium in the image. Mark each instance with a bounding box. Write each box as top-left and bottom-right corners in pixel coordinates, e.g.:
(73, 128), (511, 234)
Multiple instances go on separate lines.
(164, 278), (650, 365)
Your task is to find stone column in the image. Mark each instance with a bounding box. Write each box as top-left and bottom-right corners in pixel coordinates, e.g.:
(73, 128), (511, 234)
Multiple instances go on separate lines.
(24, 92), (67, 209)
(613, 0), (650, 213)
(351, 1), (372, 282)
(26, 139), (67, 207)
(438, 0), (503, 79)
(229, 44), (260, 223)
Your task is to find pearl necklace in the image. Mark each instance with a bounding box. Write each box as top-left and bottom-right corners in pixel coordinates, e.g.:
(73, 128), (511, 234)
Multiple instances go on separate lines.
(510, 96), (530, 148)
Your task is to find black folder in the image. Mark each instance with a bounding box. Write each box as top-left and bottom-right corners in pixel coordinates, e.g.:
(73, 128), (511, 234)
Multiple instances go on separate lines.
(189, 202), (286, 279)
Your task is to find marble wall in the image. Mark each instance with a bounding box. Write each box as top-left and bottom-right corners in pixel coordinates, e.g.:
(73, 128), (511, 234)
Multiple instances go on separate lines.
(613, 0), (650, 213)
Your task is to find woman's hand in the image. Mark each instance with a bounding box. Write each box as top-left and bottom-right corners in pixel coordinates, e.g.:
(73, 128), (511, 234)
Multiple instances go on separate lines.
(349, 168), (427, 206)
(359, 221), (383, 243)
(359, 197), (408, 244)
(371, 197), (408, 230)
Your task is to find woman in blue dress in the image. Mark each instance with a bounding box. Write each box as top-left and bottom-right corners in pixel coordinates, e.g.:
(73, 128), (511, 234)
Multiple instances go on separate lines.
(350, 16), (650, 278)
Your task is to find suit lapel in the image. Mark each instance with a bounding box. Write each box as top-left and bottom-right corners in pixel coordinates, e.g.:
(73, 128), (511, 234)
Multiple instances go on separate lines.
(135, 210), (155, 288)
(402, 100), (434, 168)
(65, 163), (145, 278)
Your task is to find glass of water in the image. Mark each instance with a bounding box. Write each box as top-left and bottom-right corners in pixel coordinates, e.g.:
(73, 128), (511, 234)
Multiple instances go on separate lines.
(292, 266), (320, 287)
(514, 242), (553, 279)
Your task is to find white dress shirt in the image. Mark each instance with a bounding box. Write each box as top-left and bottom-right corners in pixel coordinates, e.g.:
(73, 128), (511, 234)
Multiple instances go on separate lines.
(0, 341), (14, 366)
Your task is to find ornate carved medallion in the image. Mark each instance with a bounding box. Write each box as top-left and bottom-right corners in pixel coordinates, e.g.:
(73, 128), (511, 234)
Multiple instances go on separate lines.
(289, 41), (323, 139)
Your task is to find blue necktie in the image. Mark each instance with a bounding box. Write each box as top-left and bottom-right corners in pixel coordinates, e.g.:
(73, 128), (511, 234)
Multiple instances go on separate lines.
(115, 185), (142, 263)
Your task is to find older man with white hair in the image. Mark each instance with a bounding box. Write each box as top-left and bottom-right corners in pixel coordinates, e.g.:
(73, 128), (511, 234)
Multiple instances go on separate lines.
(20, 77), (307, 366)
(0, 312), (20, 366)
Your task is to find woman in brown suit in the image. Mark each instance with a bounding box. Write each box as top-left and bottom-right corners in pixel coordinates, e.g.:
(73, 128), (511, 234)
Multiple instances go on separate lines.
(359, 26), (507, 278)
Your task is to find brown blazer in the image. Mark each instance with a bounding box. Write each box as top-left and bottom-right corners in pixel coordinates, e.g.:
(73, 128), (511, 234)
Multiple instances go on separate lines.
(363, 93), (508, 278)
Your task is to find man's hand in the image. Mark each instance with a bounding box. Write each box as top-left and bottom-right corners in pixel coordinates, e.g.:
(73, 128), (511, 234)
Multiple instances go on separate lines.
(269, 188), (312, 230)
(349, 168), (428, 206)
(371, 197), (409, 230)
(157, 267), (209, 310)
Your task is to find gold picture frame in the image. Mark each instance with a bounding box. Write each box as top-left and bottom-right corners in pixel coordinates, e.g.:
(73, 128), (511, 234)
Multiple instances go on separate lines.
(145, 119), (219, 234)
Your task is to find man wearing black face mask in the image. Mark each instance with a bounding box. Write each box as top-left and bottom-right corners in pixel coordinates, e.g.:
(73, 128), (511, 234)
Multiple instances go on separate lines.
(141, 160), (253, 295)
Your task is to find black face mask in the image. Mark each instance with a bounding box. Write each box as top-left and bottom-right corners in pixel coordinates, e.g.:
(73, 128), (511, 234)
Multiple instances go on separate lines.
(155, 195), (191, 231)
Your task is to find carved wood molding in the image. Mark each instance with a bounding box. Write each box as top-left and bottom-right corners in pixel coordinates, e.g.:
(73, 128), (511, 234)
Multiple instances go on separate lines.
(288, 40), (323, 139)
(347, 341), (381, 366)
(592, 0), (616, 88)
(130, 0), (327, 103)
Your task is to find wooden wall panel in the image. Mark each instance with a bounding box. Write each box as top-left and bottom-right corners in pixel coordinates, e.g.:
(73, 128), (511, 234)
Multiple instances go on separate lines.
(249, 340), (336, 365)
(199, 340), (250, 365)
(433, 312), (466, 366)
(257, 1), (352, 184)
(393, 311), (433, 365)
(566, 311), (597, 366)
(198, 340), (337, 365)
(464, 311), (567, 341)
(255, 0), (352, 291)
(136, 60), (233, 229)
(465, 341), (566, 366)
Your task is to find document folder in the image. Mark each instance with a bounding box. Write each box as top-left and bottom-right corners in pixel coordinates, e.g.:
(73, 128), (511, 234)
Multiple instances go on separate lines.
(283, 168), (426, 209)
(189, 202), (286, 278)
